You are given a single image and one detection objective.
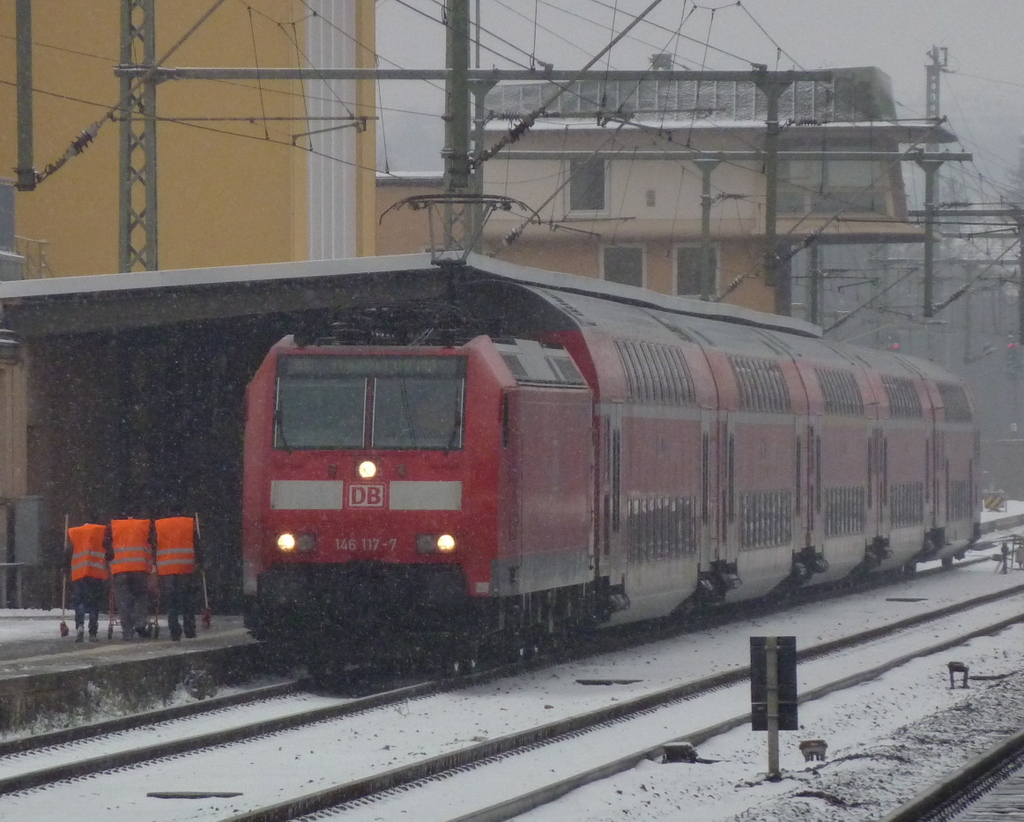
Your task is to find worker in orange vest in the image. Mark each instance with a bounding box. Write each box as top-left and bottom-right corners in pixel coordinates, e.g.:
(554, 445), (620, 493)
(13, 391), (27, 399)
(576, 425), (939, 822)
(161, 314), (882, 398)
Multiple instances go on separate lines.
(154, 514), (201, 641)
(107, 517), (155, 640)
(65, 522), (108, 642)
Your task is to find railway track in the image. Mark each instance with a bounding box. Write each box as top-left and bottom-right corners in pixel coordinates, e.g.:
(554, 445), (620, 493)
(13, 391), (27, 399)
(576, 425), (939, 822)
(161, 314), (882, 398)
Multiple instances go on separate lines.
(0, 680), (302, 758)
(221, 592), (1024, 822)
(0, 550), (996, 770)
(2, 572), (1022, 821)
(879, 725), (1024, 822)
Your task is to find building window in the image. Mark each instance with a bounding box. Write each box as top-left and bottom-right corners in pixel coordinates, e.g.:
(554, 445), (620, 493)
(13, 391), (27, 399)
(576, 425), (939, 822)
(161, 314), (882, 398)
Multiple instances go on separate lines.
(0, 182), (14, 252)
(569, 158), (606, 212)
(778, 159), (887, 215)
(676, 245), (718, 295)
(603, 246), (643, 288)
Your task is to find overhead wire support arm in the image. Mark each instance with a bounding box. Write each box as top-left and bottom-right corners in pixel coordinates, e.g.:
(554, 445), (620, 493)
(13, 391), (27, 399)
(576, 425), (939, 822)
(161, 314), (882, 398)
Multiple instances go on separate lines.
(33, 0), (230, 190)
(119, 67), (836, 83)
(908, 205), (1024, 339)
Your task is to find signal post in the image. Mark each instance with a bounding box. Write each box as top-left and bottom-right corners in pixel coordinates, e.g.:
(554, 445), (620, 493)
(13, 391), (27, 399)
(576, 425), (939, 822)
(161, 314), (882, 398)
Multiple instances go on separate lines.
(750, 636), (798, 780)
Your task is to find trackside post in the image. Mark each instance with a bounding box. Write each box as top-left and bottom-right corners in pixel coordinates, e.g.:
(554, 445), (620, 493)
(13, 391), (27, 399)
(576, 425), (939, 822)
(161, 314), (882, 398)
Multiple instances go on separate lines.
(751, 636), (798, 780)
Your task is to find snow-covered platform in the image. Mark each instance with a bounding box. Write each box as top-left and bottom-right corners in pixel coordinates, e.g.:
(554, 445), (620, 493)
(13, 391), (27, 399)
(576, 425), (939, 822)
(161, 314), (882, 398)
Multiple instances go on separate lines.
(0, 613), (260, 734)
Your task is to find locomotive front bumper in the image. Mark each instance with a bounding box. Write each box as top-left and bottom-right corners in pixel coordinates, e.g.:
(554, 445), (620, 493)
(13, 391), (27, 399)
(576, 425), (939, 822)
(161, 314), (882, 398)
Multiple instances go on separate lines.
(248, 561), (475, 650)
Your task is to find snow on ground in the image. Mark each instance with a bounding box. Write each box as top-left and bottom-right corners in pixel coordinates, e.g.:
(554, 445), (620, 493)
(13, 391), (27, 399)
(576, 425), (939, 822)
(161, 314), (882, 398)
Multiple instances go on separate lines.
(514, 607), (1024, 821)
(0, 609), (71, 643)
(1, 519), (1022, 820)
(513, 631), (1024, 822)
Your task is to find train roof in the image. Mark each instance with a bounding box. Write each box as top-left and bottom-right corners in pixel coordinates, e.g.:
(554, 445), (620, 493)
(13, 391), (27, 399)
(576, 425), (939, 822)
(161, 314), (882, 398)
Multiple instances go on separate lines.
(501, 283), (966, 388)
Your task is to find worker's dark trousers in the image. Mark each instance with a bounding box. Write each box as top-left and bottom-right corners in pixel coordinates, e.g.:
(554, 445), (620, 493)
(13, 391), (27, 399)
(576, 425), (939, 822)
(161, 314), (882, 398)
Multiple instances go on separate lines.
(72, 577), (104, 637)
(111, 571), (149, 638)
(161, 574), (197, 639)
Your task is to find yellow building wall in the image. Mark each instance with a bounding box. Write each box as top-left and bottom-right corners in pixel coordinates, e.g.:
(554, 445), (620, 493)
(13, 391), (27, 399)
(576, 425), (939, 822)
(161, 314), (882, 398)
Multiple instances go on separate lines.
(0, 1), (376, 277)
(375, 178), (777, 313)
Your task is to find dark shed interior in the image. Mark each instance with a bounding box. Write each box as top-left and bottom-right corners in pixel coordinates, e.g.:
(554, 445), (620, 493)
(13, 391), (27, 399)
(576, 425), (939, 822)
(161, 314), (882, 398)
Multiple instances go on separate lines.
(3, 256), (465, 607)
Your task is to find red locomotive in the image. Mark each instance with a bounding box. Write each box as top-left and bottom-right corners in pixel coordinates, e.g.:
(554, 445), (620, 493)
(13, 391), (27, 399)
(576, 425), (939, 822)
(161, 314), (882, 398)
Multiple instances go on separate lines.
(241, 272), (979, 680)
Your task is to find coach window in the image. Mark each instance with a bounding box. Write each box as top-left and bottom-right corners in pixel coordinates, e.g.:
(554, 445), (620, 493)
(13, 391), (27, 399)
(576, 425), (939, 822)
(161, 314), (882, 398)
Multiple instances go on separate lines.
(569, 158), (606, 212)
(603, 245), (644, 288)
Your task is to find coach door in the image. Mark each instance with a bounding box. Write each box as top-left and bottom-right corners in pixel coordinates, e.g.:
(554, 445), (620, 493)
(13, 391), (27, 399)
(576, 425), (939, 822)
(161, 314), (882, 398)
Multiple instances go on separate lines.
(806, 421), (822, 551)
(698, 411), (717, 571)
(795, 419), (810, 550)
(599, 405), (626, 585)
(865, 427), (883, 539)
(930, 428), (945, 529)
(716, 413), (737, 569)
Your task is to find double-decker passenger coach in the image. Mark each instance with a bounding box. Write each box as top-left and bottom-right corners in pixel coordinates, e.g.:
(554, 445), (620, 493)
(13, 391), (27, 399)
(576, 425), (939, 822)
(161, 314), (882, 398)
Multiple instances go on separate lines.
(240, 267), (979, 680)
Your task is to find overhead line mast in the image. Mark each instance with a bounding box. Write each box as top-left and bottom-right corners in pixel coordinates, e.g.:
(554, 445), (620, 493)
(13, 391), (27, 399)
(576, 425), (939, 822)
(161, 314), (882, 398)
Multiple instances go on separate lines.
(119, 0), (158, 273)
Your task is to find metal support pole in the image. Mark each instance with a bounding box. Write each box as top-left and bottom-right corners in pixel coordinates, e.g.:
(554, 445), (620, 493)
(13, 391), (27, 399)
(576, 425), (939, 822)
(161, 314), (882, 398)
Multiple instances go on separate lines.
(693, 159), (720, 301)
(754, 73), (792, 315)
(15, 0), (35, 191)
(962, 280), (972, 364)
(808, 243), (821, 326)
(119, 0), (159, 272)
(469, 81), (496, 253)
(467, 0), (488, 252)
(766, 635), (781, 780)
(916, 159), (943, 318)
(925, 46), (947, 152)
(1017, 215), (1024, 346)
(442, 0), (471, 252)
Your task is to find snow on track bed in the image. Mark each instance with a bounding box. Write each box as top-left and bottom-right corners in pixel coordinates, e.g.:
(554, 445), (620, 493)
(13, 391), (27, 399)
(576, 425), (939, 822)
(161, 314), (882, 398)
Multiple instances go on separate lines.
(0, 690), (347, 786)
(319, 626), (1024, 818)
(1, 563), (1021, 821)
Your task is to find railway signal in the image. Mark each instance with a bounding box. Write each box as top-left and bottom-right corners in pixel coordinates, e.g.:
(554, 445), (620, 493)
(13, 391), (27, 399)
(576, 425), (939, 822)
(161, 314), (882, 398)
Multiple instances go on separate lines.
(1005, 341), (1021, 375)
(750, 636), (798, 781)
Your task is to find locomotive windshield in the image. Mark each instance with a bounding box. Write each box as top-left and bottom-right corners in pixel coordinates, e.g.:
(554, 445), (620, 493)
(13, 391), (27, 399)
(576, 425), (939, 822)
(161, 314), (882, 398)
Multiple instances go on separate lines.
(275, 355), (466, 451)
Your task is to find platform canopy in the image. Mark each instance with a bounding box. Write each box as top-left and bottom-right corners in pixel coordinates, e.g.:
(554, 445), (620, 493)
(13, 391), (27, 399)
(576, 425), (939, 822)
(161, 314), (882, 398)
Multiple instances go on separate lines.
(0, 252), (819, 339)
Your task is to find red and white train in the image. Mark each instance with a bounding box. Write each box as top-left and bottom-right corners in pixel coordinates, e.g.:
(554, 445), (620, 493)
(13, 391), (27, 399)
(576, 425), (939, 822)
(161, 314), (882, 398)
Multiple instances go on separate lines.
(241, 270), (979, 677)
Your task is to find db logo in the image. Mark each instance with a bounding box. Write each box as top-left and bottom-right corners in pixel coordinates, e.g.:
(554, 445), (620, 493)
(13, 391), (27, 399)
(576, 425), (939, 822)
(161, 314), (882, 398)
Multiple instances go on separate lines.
(348, 484), (386, 508)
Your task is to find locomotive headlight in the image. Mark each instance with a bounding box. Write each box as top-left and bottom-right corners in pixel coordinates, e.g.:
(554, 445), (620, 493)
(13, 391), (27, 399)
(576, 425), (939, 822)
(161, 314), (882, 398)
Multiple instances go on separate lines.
(295, 533), (317, 553)
(277, 533), (296, 552)
(358, 460), (377, 478)
(416, 533), (457, 554)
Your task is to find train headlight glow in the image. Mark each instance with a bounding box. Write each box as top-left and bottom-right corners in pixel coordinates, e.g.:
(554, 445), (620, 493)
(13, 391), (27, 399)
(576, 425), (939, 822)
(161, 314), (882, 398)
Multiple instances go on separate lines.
(358, 460), (377, 478)
(416, 533), (457, 554)
(277, 533), (296, 552)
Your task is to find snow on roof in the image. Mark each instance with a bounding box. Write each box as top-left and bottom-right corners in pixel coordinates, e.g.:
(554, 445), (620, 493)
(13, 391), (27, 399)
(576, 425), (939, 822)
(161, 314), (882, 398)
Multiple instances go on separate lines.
(485, 67), (899, 123)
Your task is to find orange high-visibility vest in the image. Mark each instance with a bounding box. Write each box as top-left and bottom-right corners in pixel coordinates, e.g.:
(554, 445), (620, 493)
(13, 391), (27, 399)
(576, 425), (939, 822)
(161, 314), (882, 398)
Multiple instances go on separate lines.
(68, 523), (108, 582)
(154, 517), (196, 576)
(109, 518), (152, 575)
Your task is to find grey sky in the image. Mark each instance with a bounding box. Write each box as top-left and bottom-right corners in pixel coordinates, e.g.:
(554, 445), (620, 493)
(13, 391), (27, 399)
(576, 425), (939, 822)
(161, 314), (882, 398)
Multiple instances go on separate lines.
(375, 0), (1024, 192)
